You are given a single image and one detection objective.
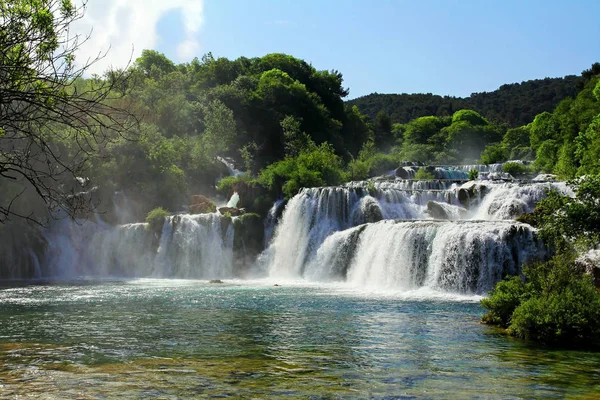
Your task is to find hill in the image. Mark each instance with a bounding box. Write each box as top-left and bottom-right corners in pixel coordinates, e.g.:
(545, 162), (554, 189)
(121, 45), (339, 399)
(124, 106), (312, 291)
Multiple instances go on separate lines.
(348, 76), (582, 127)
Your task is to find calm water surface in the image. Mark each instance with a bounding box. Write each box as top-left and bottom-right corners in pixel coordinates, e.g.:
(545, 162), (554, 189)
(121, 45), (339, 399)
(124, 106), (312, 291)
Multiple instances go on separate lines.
(0, 279), (599, 399)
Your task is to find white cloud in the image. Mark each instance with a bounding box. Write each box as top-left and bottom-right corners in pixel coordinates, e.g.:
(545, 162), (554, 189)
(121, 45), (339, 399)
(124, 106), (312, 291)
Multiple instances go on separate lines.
(69, 0), (204, 74)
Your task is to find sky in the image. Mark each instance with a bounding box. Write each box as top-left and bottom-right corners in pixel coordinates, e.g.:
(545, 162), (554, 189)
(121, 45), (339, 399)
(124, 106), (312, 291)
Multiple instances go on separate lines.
(73, 0), (600, 99)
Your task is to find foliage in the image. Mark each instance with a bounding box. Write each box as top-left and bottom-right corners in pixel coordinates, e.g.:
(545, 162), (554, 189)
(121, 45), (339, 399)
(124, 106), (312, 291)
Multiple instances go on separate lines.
(259, 142), (346, 199)
(145, 207), (169, 233)
(366, 180), (376, 195)
(508, 272), (600, 344)
(481, 276), (530, 326)
(468, 169), (479, 181)
(480, 143), (508, 164)
(483, 254), (600, 346)
(502, 162), (528, 177)
(347, 141), (399, 180)
(216, 176), (245, 196)
(348, 76), (582, 127)
(484, 175), (600, 346)
(414, 168), (435, 180)
(521, 175), (600, 251)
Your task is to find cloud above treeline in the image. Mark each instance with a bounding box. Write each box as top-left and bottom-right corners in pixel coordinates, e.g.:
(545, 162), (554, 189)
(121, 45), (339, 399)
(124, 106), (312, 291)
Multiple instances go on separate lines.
(71, 0), (204, 74)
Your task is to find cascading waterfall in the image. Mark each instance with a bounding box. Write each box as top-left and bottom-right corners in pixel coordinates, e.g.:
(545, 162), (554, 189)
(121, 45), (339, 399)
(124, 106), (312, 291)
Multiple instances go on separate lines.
(9, 159), (571, 296)
(263, 179), (569, 293)
(37, 213), (235, 279)
(303, 220), (541, 294)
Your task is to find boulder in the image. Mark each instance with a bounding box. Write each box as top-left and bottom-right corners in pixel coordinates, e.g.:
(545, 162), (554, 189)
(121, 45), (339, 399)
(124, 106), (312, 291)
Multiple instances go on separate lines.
(575, 250), (600, 289)
(395, 167), (413, 179)
(458, 181), (487, 208)
(426, 201), (449, 220)
(189, 201), (216, 214)
(533, 174), (558, 182)
(218, 207), (245, 217)
(209, 279), (223, 284)
(191, 194), (211, 205)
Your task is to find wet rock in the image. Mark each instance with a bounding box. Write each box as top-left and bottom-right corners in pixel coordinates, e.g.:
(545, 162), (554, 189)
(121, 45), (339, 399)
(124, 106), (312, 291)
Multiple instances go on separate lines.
(458, 181), (488, 208)
(533, 174), (558, 182)
(426, 201), (449, 220)
(395, 167), (410, 179)
(189, 201), (216, 214)
(209, 279), (223, 284)
(218, 207), (245, 217)
(360, 197), (383, 224)
(395, 167), (417, 179)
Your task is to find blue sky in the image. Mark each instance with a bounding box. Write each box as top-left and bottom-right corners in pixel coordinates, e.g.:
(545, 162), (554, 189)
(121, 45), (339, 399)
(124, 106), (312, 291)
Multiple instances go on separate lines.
(78, 0), (600, 99)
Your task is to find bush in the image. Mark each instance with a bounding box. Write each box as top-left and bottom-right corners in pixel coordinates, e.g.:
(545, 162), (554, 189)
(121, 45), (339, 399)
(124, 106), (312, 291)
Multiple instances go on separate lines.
(481, 276), (530, 327)
(482, 253), (600, 346)
(259, 142), (346, 199)
(146, 207), (169, 233)
(216, 176), (243, 196)
(480, 143), (507, 164)
(414, 167), (435, 180)
(509, 276), (600, 344)
(502, 162), (528, 176)
(468, 169), (479, 181)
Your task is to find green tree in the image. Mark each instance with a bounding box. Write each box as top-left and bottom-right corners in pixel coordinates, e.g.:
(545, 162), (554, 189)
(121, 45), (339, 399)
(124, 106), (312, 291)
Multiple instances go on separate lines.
(374, 110), (393, 149)
(201, 99), (237, 160)
(451, 109), (488, 126)
(281, 115), (314, 157)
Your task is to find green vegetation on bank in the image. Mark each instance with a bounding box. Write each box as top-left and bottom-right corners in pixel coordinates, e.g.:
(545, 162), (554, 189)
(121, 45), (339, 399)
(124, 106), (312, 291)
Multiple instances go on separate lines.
(482, 176), (600, 346)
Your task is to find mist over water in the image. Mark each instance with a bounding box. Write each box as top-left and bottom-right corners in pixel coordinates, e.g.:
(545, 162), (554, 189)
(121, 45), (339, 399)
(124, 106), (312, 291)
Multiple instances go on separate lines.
(5, 165), (569, 298)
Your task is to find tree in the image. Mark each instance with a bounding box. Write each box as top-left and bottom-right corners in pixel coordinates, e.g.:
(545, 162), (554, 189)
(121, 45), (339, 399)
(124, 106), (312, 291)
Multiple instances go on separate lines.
(374, 110), (392, 149)
(201, 99), (237, 160)
(0, 0), (135, 224)
(281, 115), (314, 158)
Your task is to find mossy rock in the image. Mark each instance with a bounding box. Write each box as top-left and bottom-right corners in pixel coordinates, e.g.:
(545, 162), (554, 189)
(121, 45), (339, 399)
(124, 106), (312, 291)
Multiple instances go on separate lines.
(189, 201), (216, 214)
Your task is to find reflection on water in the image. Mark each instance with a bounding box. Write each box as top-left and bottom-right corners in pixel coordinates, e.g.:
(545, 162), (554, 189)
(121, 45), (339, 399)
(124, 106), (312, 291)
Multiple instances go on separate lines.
(0, 279), (599, 399)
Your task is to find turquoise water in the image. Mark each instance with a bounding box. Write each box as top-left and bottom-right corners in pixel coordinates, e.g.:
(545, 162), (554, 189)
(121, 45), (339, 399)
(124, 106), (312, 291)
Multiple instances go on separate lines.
(1, 280), (599, 399)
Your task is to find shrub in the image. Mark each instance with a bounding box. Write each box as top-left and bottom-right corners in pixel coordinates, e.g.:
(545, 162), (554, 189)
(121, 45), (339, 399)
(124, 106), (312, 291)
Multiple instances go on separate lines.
(468, 169), (479, 181)
(259, 142), (346, 199)
(482, 253), (600, 346)
(481, 276), (530, 327)
(217, 176), (243, 196)
(480, 143), (507, 164)
(502, 162), (528, 176)
(414, 167), (435, 180)
(508, 276), (600, 344)
(146, 207), (169, 233)
(366, 180), (376, 195)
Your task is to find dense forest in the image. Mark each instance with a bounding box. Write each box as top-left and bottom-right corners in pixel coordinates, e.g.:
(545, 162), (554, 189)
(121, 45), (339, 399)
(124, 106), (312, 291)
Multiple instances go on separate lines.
(348, 75), (582, 127)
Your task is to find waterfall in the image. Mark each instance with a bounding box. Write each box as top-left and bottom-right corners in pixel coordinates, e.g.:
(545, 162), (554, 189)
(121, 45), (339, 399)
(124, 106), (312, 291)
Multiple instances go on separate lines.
(216, 156), (243, 177)
(36, 213), (236, 279)
(344, 220), (541, 293)
(273, 220), (542, 294)
(9, 155), (570, 297)
(227, 192), (240, 208)
(262, 179), (569, 292)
